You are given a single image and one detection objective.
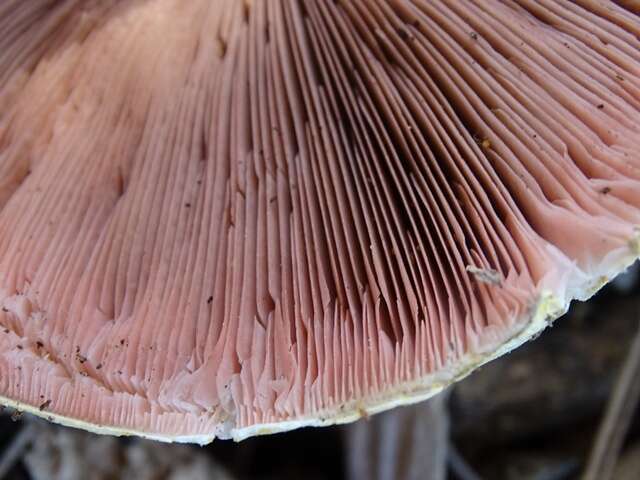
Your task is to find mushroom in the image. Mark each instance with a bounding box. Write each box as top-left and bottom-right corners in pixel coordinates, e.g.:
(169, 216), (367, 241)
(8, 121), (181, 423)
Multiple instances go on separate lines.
(0, 0), (639, 443)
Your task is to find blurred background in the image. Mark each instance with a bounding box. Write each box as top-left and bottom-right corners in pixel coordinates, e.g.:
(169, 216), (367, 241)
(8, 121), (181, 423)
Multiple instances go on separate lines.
(1, 265), (639, 480)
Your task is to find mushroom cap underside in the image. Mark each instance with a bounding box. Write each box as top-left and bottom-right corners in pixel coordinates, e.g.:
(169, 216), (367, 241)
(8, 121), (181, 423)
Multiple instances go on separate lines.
(0, 0), (640, 443)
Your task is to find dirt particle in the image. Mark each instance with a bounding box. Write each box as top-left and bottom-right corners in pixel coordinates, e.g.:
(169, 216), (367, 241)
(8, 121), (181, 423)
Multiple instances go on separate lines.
(216, 36), (227, 58)
(357, 406), (370, 420)
(242, 0), (250, 23)
(397, 27), (410, 42)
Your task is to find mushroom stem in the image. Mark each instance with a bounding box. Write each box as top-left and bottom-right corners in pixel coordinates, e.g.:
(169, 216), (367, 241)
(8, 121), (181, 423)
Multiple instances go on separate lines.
(345, 393), (449, 480)
(583, 311), (640, 480)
